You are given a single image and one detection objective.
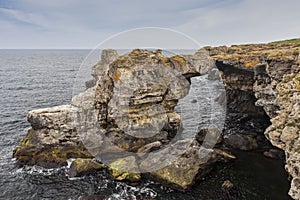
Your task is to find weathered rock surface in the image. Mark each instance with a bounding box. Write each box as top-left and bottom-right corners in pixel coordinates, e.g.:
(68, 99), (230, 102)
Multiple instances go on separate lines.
(14, 48), (230, 190)
(142, 140), (234, 191)
(213, 42), (300, 199)
(68, 158), (105, 178)
(86, 49), (119, 88)
(108, 156), (141, 182)
(207, 68), (220, 80)
(265, 71), (300, 199)
(13, 105), (93, 167)
(14, 41), (300, 196)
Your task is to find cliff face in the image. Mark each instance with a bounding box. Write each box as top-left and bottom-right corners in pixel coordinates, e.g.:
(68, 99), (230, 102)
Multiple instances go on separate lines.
(213, 42), (300, 199)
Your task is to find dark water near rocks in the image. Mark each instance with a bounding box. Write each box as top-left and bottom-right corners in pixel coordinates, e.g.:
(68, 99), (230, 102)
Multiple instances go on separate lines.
(0, 50), (292, 200)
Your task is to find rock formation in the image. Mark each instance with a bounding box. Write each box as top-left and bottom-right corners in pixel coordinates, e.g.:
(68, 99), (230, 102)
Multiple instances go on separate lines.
(13, 41), (300, 198)
(211, 42), (300, 199)
(13, 105), (93, 168)
(13, 48), (231, 191)
(68, 158), (105, 178)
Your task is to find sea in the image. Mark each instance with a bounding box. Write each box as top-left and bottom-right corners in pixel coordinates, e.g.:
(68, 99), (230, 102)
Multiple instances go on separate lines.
(0, 49), (292, 200)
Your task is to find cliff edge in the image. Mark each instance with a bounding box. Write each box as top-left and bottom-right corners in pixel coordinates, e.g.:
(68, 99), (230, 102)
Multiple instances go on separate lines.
(212, 40), (300, 199)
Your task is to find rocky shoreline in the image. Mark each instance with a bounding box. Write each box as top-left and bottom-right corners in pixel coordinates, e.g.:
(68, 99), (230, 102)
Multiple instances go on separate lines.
(13, 41), (300, 199)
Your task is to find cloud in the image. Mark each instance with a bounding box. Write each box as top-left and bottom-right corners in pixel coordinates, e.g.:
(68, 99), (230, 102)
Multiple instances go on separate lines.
(0, 7), (47, 30)
(176, 0), (300, 46)
(0, 0), (300, 48)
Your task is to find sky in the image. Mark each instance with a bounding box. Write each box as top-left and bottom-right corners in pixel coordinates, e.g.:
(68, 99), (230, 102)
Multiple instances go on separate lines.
(0, 0), (300, 49)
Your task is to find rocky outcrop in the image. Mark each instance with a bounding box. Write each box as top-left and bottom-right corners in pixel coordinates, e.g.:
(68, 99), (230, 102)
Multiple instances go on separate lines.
(142, 139), (234, 191)
(13, 48), (232, 191)
(13, 105), (93, 167)
(85, 49), (119, 88)
(212, 42), (300, 199)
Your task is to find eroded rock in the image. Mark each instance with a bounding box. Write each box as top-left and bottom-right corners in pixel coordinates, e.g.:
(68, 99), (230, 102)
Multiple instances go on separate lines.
(14, 48), (227, 191)
(86, 49), (119, 88)
(68, 158), (105, 178)
(142, 140), (235, 191)
(213, 42), (300, 199)
(108, 156), (141, 182)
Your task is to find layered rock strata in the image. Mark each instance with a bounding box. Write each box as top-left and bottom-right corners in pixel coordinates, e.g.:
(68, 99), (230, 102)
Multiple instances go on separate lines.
(14, 49), (231, 191)
(14, 42), (300, 197)
(212, 42), (300, 199)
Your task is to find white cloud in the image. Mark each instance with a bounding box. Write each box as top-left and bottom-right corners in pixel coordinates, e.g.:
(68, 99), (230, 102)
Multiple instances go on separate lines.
(175, 0), (300, 46)
(0, 0), (300, 48)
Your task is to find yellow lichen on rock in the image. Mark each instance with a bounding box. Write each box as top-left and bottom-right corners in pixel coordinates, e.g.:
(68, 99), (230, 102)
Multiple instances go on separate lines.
(171, 55), (187, 68)
(19, 138), (34, 147)
(212, 42), (300, 68)
(108, 156), (141, 182)
(69, 158), (104, 177)
(113, 69), (121, 81)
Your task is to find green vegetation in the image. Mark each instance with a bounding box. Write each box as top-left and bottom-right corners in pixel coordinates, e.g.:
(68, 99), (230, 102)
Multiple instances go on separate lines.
(269, 38), (300, 46)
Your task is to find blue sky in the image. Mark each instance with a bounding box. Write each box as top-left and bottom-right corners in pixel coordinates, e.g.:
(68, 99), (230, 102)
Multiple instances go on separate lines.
(0, 0), (300, 48)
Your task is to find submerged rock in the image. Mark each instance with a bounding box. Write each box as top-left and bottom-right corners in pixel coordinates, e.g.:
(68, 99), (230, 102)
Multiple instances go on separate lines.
(217, 180), (241, 200)
(79, 195), (106, 200)
(196, 128), (223, 147)
(263, 148), (285, 160)
(224, 134), (258, 151)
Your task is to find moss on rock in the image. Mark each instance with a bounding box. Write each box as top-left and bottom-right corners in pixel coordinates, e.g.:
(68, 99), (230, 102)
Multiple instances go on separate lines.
(109, 156), (141, 182)
(69, 158), (104, 177)
(13, 129), (93, 168)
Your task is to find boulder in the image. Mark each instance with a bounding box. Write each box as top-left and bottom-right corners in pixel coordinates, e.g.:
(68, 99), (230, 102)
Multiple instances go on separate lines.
(142, 140), (235, 191)
(108, 156), (141, 182)
(68, 158), (105, 178)
(224, 134), (258, 151)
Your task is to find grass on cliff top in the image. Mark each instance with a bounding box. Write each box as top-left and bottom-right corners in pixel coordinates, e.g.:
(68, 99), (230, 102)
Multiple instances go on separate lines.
(269, 38), (300, 46)
(212, 38), (300, 68)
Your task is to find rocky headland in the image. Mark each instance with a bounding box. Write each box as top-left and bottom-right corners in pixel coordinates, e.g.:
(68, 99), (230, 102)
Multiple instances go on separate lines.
(13, 39), (300, 199)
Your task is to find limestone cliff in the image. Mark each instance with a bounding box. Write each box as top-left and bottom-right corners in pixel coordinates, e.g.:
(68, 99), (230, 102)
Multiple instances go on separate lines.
(212, 41), (300, 199)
